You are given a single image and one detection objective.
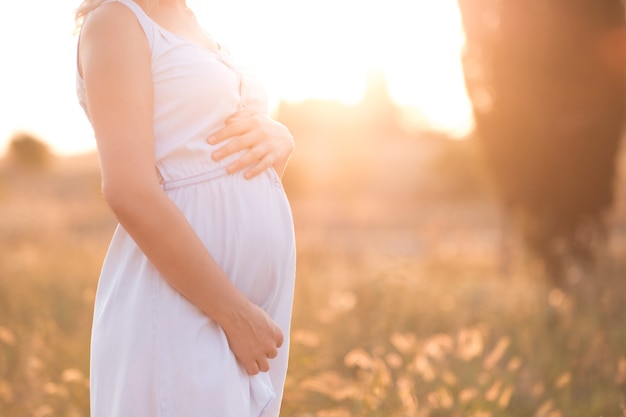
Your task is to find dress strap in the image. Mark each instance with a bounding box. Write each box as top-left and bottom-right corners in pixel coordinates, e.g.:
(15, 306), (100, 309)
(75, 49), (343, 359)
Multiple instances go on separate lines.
(102, 0), (156, 50)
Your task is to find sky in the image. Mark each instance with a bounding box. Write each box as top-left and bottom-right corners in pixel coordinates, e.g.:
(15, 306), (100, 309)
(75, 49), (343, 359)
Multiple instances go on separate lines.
(0, 0), (473, 156)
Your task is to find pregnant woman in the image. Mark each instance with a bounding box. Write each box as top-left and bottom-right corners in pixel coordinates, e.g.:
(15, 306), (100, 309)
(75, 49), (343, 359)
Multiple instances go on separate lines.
(75, 0), (296, 416)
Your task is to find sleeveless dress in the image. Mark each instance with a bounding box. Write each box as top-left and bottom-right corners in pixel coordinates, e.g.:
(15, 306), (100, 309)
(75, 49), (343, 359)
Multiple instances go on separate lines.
(75, 1), (296, 416)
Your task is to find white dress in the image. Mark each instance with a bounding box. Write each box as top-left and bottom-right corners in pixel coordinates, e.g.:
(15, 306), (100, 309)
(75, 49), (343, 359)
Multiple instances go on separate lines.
(76, 1), (296, 416)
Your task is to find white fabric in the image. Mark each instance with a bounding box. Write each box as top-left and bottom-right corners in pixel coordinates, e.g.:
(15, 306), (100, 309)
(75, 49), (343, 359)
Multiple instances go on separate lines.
(76, 1), (296, 416)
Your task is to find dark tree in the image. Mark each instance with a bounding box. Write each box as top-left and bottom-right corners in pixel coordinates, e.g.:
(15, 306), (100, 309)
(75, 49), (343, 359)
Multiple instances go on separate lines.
(458, 0), (626, 285)
(6, 132), (52, 170)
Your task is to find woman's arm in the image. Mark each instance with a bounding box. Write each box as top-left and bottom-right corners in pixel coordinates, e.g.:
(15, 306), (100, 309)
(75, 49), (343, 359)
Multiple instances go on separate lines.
(78, 3), (282, 375)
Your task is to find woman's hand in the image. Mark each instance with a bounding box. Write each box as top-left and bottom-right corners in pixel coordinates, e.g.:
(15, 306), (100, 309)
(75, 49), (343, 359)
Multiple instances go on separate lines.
(219, 301), (284, 375)
(208, 109), (294, 179)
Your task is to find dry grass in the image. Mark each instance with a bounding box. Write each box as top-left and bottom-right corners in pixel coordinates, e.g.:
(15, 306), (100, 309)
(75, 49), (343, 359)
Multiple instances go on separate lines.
(0, 140), (625, 417)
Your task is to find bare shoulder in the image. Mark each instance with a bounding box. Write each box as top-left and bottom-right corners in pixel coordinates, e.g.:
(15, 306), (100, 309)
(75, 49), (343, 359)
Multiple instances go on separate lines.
(79, 2), (150, 78)
(80, 2), (148, 53)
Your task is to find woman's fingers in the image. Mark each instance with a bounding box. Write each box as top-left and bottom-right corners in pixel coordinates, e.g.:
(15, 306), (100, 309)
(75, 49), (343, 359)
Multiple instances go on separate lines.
(246, 334), (279, 375)
(266, 346), (279, 360)
(225, 145), (268, 175)
(208, 111), (256, 145)
(208, 110), (292, 179)
(256, 359), (270, 373)
(274, 325), (284, 349)
(243, 153), (275, 179)
(207, 117), (252, 145)
(221, 301), (285, 376)
(212, 135), (253, 161)
(244, 360), (260, 376)
(211, 125), (266, 162)
(240, 330), (280, 375)
(226, 108), (255, 124)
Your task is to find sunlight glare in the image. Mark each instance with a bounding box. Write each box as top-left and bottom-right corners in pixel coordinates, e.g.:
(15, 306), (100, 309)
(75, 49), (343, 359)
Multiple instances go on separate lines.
(195, 0), (474, 136)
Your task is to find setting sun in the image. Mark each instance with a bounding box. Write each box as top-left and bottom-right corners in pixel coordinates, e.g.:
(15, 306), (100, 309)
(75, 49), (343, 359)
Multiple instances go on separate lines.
(0, 0), (473, 155)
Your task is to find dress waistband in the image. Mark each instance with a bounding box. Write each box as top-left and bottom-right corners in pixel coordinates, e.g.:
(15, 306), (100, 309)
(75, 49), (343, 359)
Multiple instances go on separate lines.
(158, 166), (230, 191)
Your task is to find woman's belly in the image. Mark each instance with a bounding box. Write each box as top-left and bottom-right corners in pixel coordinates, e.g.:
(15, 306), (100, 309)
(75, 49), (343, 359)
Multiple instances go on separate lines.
(163, 167), (295, 309)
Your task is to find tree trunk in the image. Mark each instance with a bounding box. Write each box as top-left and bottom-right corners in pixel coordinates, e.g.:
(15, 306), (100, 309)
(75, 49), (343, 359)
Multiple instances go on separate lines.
(458, 0), (626, 285)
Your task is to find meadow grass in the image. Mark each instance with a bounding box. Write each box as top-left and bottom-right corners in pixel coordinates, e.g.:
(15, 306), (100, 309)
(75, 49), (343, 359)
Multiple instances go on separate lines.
(0, 151), (625, 417)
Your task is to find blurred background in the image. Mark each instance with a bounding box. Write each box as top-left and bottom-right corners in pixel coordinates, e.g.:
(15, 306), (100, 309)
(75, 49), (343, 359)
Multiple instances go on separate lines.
(1, 0), (626, 416)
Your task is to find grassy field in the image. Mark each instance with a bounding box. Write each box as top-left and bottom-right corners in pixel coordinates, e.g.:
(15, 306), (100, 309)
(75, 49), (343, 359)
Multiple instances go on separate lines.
(0, 135), (625, 417)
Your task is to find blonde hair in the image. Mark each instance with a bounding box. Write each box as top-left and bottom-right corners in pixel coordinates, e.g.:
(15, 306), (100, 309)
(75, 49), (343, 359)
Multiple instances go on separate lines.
(75, 0), (156, 28)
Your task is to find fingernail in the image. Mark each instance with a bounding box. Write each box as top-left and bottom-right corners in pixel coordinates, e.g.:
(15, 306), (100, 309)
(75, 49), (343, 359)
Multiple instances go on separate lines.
(244, 172), (252, 179)
(212, 151), (221, 160)
(208, 136), (216, 144)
